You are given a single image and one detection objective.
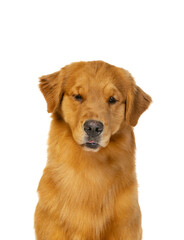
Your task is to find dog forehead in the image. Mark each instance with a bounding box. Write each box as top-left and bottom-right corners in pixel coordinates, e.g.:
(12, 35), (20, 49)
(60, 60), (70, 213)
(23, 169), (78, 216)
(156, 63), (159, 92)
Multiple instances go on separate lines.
(64, 61), (124, 93)
(67, 76), (118, 96)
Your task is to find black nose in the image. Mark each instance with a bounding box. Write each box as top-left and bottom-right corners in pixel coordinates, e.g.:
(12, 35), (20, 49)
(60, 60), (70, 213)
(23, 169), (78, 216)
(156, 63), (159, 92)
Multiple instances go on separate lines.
(84, 120), (104, 137)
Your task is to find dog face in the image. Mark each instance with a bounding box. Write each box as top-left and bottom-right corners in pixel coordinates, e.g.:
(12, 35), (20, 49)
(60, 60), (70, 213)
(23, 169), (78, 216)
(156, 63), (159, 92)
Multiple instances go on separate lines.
(39, 61), (151, 152)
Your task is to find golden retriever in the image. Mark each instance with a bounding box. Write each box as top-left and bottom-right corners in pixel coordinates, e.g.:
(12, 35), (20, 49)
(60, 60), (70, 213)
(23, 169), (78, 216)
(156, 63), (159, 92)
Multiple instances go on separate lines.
(34, 61), (152, 240)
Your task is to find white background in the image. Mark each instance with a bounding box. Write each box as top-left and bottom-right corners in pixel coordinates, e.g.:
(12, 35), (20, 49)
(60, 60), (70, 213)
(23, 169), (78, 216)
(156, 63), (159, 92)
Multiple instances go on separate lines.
(0, 0), (184, 239)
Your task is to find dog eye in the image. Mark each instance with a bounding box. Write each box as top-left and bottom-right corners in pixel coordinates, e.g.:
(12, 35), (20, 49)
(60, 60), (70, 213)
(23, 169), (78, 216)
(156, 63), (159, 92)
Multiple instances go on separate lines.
(108, 96), (117, 104)
(73, 94), (83, 102)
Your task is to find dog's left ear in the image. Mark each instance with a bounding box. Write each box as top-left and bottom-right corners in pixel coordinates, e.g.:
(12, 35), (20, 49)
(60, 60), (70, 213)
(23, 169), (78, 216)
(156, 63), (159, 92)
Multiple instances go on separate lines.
(39, 69), (64, 113)
(126, 84), (152, 127)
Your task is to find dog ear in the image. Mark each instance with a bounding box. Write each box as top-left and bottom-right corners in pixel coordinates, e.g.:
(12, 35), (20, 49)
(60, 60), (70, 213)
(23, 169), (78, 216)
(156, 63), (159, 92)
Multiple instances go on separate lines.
(39, 69), (64, 113)
(126, 84), (152, 127)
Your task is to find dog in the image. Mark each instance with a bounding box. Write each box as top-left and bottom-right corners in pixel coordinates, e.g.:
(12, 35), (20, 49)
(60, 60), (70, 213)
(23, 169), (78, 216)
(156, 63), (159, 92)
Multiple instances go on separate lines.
(34, 61), (152, 240)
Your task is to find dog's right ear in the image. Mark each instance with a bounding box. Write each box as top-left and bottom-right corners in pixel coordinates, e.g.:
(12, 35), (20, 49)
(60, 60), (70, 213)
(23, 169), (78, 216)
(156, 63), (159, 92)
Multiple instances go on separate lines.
(39, 69), (64, 113)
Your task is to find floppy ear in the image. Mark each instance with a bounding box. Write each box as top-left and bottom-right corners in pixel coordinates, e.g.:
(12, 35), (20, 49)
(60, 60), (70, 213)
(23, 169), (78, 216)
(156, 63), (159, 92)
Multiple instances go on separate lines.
(126, 85), (152, 127)
(39, 70), (64, 113)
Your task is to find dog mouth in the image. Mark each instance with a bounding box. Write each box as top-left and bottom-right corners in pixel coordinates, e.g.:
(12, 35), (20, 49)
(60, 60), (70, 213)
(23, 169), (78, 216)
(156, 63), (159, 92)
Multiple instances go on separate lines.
(83, 140), (100, 149)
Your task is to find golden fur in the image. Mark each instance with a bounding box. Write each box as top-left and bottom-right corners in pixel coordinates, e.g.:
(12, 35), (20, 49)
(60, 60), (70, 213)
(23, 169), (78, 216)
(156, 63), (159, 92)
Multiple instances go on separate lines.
(34, 61), (152, 240)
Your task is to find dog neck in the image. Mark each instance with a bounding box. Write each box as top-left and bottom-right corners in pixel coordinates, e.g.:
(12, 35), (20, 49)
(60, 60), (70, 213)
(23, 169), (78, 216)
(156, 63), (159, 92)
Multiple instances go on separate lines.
(46, 115), (136, 188)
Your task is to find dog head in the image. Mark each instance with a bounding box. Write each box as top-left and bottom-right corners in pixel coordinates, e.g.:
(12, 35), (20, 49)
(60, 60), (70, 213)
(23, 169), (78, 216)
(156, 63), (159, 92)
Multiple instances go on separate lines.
(39, 61), (152, 152)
